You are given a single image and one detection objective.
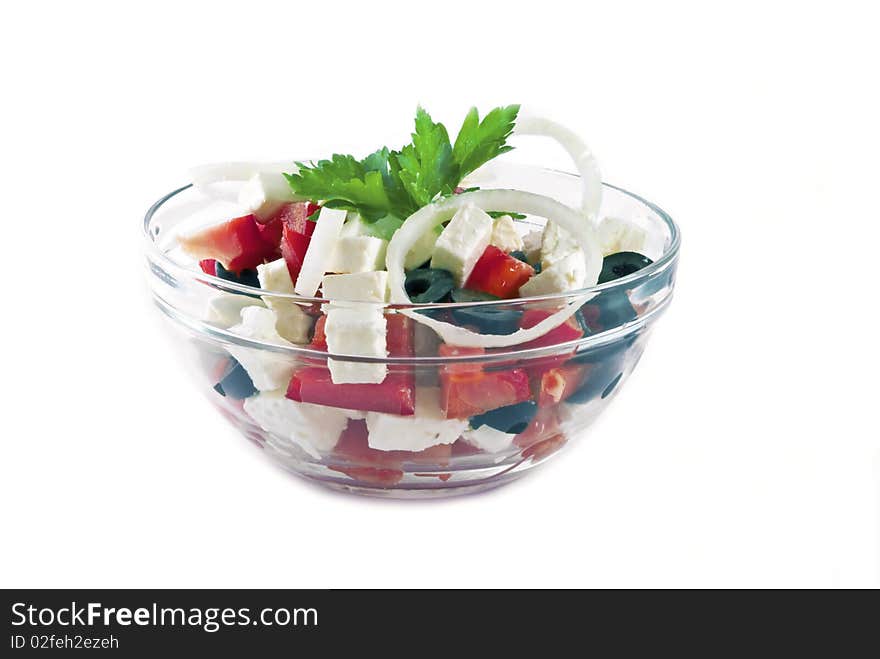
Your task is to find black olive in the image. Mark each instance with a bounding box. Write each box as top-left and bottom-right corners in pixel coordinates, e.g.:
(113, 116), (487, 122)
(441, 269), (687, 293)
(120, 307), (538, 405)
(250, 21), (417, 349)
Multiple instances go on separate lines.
(470, 401), (538, 435)
(451, 307), (523, 335)
(450, 288), (499, 303)
(598, 252), (653, 284)
(567, 362), (625, 405)
(213, 359), (257, 400)
(215, 263), (262, 298)
(405, 268), (455, 303)
(508, 250), (529, 264)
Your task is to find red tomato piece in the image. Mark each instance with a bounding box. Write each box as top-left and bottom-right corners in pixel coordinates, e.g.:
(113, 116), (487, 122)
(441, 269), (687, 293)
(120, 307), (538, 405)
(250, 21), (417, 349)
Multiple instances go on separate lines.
(310, 315), (328, 350)
(288, 315), (416, 415)
(179, 214), (277, 273)
(287, 369), (415, 415)
(255, 217), (283, 258)
(533, 363), (590, 407)
(273, 202), (318, 235)
(199, 259), (217, 275)
(438, 343), (531, 418)
(465, 245), (535, 299)
(516, 308), (584, 351)
(280, 223), (313, 284)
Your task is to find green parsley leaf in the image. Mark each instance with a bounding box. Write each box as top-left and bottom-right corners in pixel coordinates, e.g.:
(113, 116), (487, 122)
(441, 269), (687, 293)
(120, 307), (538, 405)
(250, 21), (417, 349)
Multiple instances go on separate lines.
(394, 107), (456, 208)
(452, 105), (520, 179)
(284, 154), (395, 220)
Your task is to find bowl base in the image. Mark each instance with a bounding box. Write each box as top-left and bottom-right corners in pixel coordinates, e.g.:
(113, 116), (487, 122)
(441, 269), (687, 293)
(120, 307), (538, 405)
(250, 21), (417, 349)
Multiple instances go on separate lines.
(296, 470), (527, 499)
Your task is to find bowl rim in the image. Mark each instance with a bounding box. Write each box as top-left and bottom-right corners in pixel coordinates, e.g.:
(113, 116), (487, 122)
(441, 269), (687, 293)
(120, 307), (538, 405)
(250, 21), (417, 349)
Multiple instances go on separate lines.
(143, 167), (680, 362)
(143, 169), (680, 307)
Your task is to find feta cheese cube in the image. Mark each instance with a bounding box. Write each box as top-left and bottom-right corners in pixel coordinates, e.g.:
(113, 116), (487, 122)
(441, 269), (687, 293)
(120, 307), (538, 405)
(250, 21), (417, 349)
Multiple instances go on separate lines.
(490, 215), (524, 253)
(257, 258), (295, 294)
(244, 390), (349, 459)
(327, 236), (388, 273)
(430, 204), (494, 285)
(256, 258), (311, 343)
(205, 293), (265, 328)
(321, 271), (388, 303)
(324, 306), (387, 384)
(518, 251), (586, 296)
(226, 306), (296, 391)
(597, 215), (648, 256)
(366, 388), (468, 452)
(462, 425), (517, 453)
(541, 220), (582, 267)
(238, 172), (297, 221)
(294, 207), (346, 297)
(522, 229), (543, 263)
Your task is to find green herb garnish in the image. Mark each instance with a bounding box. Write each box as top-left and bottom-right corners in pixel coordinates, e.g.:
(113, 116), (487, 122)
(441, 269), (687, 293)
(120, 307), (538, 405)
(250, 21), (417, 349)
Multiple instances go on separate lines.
(284, 105), (520, 222)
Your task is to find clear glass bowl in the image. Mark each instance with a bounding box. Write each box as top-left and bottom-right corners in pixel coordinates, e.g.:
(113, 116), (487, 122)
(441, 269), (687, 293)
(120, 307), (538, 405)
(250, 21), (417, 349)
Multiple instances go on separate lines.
(143, 163), (680, 498)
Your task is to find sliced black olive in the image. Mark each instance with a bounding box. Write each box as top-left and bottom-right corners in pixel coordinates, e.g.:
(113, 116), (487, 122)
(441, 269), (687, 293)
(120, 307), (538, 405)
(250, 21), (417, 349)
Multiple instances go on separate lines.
(470, 401), (538, 435)
(508, 250), (529, 264)
(213, 359), (257, 400)
(405, 268), (455, 303)
(450, 288), (499, 303)
(598, 252), (653, 284)
(581, 290), (638, 330)
(572, 334), (636, 365)
(215, 263), (262, 298)
(567, 362), (624, 405)
(451, 307), (523, 335)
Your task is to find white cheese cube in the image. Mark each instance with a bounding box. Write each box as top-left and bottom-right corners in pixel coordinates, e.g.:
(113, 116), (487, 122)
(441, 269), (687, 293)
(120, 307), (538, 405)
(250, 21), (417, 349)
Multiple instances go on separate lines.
(327, 236), (388, 273)
(430, 203), (494, 285)
(490, 215), (524, 253)
(272, 302), (312, 344)
(522, 229), (543, 263)
(541, 220), (582, 267)
(226, 306), (296, 391)
(238, 172), (297, 221)
(324, 306), (387, 384)
(256, 259), (311, 343)
(244, 390), (349, 459)
(462, 425), (517, 453)
(366, 388), (468, 452)
(597, 215), (648, 256)
(518, 251), (586, 296)
(321, 271), (388, 303)
(257, 258), (295, 295)
(205, 293), (265, 328)
(294, 207), (346, 296)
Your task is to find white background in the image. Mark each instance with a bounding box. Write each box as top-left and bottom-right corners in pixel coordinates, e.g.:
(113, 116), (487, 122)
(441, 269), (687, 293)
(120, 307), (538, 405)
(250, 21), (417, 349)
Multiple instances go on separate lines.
(2, 1), (878, 588)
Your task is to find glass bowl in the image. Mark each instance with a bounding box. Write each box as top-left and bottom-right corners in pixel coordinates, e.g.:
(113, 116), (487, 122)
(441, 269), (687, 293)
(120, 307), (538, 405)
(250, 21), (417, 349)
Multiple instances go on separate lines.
(143, 163), (680, 498)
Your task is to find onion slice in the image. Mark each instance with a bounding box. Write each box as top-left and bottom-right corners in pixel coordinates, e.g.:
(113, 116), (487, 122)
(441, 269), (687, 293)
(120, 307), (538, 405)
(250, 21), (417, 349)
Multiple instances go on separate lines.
(190, 160), (297, 189)
(513, 114), (602, 221)
(386, 189), (601, 348)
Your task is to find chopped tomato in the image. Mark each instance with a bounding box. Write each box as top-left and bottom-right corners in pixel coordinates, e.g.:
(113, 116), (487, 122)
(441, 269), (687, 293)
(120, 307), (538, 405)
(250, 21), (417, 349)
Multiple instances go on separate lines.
(280, 222), (312, 284)
(465, 245), (535, 299)
(516, 308), (584, 351)
(255, 217), (283, 259)
(287, 369), (415, 415)
(179, 214), (277, 273)
(273, 202), (318, 235)
(532, 363), (590, 407)
(438, 343), (531, 418)
(199, 259), (217, 275)
(310, 314), (328, 350)
(288, 315), (416, 415)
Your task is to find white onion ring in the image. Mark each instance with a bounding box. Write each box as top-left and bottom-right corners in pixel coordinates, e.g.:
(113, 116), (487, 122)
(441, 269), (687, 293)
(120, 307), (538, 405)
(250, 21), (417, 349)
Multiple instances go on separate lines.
(386, 189), (601, 348)
(513, 114), (602, 221)
(190, 160), (297, 188)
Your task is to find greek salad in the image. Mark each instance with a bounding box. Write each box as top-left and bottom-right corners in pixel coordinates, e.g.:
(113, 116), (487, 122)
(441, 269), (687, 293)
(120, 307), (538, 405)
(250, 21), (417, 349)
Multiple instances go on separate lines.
(177, 105), (656, 479)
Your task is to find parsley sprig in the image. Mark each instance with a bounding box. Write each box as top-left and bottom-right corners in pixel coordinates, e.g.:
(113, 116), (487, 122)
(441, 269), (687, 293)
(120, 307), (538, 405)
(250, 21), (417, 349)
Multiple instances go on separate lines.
(284, 105), (519, 221)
